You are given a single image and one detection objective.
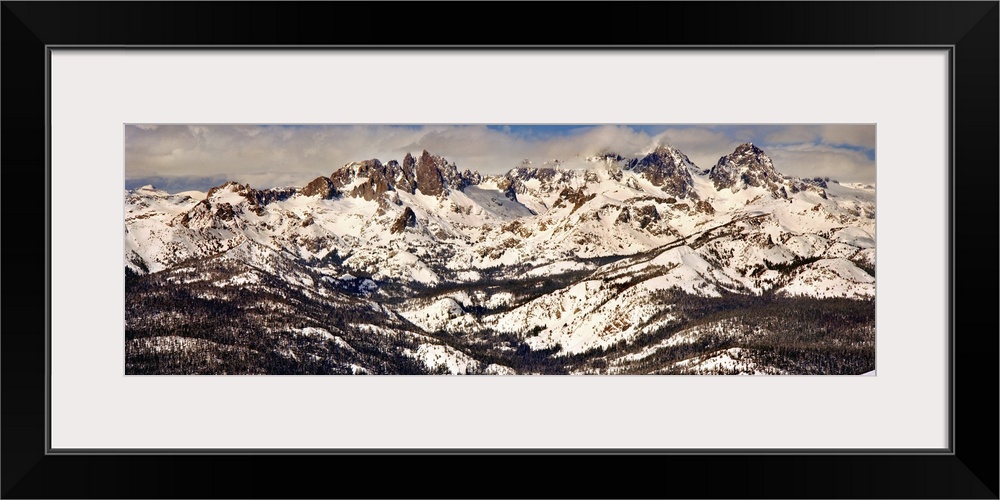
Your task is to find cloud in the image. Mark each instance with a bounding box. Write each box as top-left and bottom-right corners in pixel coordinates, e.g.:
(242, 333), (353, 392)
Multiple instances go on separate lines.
(125, 124), (877, 190)
(765, 143), (876, 184)
(817, 124), (877, 150)
(752, 125), (876, 183)
(650, 127), (741, 170)
(764, 124), (876, 150)
(125, 125), (434, 189)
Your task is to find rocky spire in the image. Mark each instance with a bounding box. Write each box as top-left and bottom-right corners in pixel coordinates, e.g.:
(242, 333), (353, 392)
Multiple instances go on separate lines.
(709, 143), (789, 198)
(625, 144), (697, 198)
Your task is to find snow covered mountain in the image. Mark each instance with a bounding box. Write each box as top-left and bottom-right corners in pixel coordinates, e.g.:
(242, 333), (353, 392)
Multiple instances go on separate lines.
(125, 143), (876, 375)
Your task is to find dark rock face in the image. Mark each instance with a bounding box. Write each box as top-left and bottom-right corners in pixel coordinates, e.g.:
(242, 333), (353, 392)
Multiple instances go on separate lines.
(249, 187), (296, 206)
(329, 159), (396, 201)
(351, 176), (391, 201)
(405, 151), (479, 195)
(694, 199), (715, 215)
(625, 145), (696, 199)
(390, 206), (417, 234)
(495, 177), (519, 202)
(301, 176), (338, 199)
(799, 177), (829, 199)
(215, 203), (235, 221)
(709, 143), (789, 198)
(415, 150), (447, 197)
(804, 177), (829, 189)
(330, 159), (382, 188)
(459, 169), (481, 190)
(439, 162), (464, 190)
(616, 207), (632, 224)
(386, 159), (417, 194)
(553, 187), (596, 214)
(633, 204), (660, 229)
(329, 163), (356, 189)
(615, 204), (660, 229)
(533, 168), (561, 183)
(456, 172), (478, 191)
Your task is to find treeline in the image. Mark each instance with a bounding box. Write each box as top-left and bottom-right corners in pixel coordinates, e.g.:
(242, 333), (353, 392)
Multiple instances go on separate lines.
(561, 291), (875, 375)
(397, 266), (598, 316)
(126, 259), (875, 375)
(126, 264), (432, 375)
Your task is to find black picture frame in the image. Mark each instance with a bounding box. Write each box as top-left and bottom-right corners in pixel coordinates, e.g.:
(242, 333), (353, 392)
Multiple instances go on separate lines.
(3, 2), (996, 498)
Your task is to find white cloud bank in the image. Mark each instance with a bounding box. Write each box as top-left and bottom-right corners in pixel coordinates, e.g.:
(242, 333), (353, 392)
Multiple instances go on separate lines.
(125, 124), (875, 190)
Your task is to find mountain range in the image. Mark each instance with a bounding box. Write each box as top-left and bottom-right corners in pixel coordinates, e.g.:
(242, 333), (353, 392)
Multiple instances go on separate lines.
(125, 142), (876, 375)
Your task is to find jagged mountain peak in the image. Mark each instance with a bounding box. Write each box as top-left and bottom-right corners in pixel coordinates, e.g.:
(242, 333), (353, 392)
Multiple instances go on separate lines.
(624, 143), (698, 199)
(205, 180), (249, 197)
(717, 143), (776, 172)
(324, 149), (480, 201)
(640, 143), (695, 167)
(301, 176), (338, 199)
(175, 180), (295, 228)
(734, 141), (764, 154)
(709, 143), (789, 197)
(414, 150), (450, 196)
(417, 149), (443, 164)
(204, 180), (294, 204)
(648, 143), (683, 156)
(390, 206), (418, 234)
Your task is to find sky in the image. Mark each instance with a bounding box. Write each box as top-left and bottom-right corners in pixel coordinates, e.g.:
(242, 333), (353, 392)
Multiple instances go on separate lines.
(124, 124), (876, 192)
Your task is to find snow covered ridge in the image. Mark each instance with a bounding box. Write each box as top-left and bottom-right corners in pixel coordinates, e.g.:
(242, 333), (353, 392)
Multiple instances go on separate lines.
(125, 143), (876, 375)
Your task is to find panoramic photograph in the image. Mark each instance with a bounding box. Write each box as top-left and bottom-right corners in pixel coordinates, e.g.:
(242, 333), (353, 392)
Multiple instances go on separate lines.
(125, 124), (876, 375)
